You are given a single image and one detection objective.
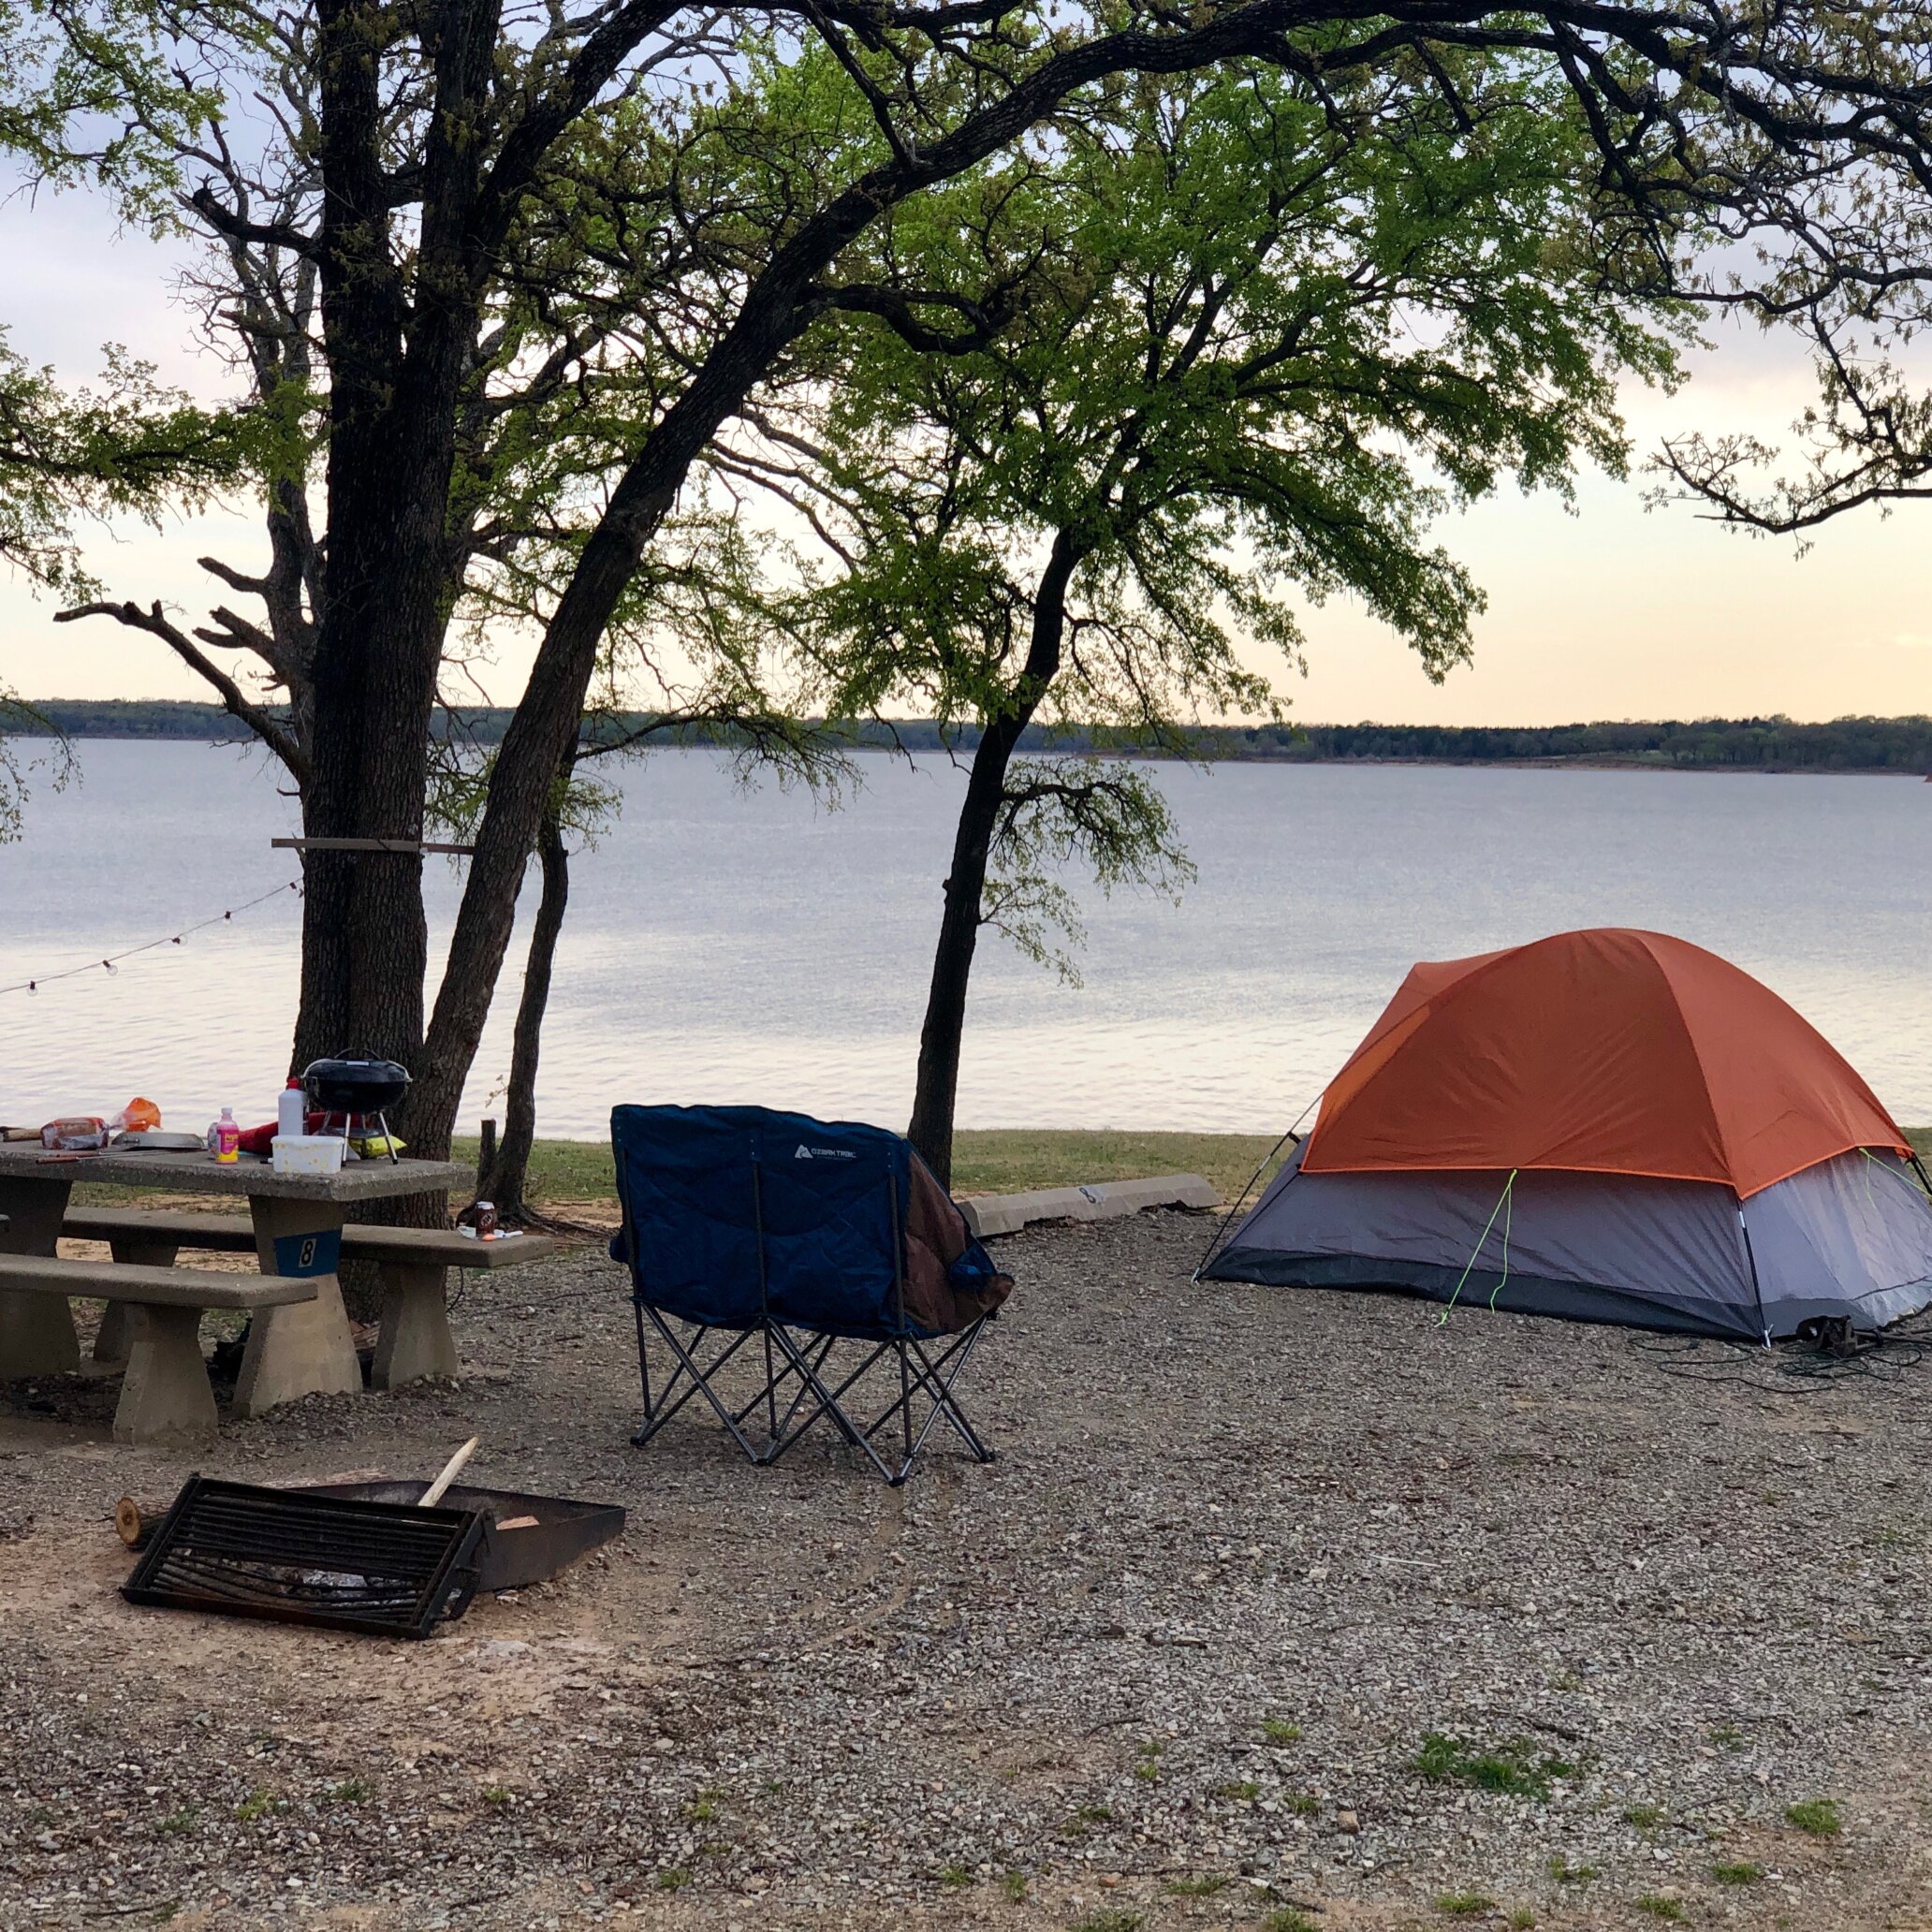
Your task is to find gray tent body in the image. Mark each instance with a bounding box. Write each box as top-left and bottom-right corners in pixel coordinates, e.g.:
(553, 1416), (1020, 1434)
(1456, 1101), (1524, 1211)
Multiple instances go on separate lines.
(1202, 1142), (1932, 1340)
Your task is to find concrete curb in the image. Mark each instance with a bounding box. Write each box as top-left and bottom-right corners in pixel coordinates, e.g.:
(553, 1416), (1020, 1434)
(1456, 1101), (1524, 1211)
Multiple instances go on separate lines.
(960, 1173), (1220, 1238)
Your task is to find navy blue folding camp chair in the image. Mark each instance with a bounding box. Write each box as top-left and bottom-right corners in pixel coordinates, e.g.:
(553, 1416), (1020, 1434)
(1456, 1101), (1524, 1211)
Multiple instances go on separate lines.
(608, 1105), (1014, 1484)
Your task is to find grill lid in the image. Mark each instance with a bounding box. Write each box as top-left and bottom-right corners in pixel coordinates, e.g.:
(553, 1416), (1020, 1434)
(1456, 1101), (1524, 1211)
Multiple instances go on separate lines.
(302, 1057), (411, 1114)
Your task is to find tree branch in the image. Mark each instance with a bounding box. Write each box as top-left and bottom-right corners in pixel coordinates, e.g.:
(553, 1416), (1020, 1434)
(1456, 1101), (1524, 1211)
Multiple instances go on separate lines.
(55, 599), (312, 782)
(188, 183), (319, 258)
(197, 553), (271, 597)
(810, 279), (1021, 354)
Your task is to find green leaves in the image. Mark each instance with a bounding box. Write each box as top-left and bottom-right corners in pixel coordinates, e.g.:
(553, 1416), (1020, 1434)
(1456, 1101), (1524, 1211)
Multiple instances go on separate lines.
(0, 332), (255, 599)
(0, 690), (73, 844)
(777, 57), (1684, 976)
(0, 0), (225, 219)
(798, 56), (1683, 706)
(985, 757), (1194, 980)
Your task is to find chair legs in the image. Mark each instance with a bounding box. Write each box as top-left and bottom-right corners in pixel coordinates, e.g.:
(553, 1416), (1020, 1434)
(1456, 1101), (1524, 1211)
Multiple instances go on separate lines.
(630, 1305), (997, 1484)
(631, 1303), (771, 1460)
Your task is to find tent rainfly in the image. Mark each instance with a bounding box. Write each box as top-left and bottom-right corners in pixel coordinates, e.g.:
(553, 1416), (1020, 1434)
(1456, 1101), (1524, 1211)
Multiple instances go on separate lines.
(1201, 928), (1932, 1341)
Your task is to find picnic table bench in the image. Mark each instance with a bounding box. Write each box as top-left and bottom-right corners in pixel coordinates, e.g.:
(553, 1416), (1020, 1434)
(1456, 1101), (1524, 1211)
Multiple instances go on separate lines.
(0, 1145), (475, 1445)
(63, 1207), (562, 1391)
(0, 1251), (315, 1442)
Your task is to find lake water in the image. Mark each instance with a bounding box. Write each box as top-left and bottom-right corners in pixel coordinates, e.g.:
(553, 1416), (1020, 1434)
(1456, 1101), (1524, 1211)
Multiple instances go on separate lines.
(0, 739), (1926, 1137)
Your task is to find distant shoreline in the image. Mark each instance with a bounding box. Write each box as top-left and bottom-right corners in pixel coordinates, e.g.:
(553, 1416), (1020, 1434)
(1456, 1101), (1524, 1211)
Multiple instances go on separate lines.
(1269, 756), (1929, 776)
(8, 700), (1931, 777)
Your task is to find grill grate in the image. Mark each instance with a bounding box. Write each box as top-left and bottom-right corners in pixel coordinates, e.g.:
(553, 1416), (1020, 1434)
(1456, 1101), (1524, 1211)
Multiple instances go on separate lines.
(123, 1476), (487, 1638)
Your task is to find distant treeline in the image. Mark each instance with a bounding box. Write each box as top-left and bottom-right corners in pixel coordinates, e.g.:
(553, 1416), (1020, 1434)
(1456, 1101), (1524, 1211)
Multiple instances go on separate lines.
(1216, 716), (1932, 771)
(17, 700), (1932, 772)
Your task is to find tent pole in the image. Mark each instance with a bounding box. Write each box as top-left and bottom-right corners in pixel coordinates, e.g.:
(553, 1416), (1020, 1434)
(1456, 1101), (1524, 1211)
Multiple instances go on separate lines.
(1736, 1202), (1771, 1350)
(1193, 1092), (1326, 1281)
(1193, 1125), (1307, 1282)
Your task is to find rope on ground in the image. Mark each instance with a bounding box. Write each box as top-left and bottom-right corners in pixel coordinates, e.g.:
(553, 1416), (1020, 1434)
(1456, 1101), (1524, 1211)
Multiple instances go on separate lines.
(448, 1269), (624, 1311)
(1628, 1325), (1931, 1393)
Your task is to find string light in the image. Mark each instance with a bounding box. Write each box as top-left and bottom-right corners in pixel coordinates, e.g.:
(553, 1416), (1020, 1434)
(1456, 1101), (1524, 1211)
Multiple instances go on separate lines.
(0, 881), (302, 999)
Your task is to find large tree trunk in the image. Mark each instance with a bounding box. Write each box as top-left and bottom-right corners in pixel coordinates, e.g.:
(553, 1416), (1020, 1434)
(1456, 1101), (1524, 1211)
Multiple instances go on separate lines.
(293, 369), (461, 1090)
(480, 793), (571, 1220)
(907, 747), (1009, 1191)
(907, 533), (1080, 1188)
(292, 0), (495, 1123)
(287, 0), (498, 1228)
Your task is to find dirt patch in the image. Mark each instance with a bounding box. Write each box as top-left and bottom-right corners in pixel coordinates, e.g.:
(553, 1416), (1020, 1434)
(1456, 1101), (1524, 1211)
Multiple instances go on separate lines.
(4, 1210), (1932, 1929)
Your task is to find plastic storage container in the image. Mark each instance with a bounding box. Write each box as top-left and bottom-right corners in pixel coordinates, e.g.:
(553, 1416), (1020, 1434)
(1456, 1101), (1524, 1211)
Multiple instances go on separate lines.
(272, 1134), (346, 1175)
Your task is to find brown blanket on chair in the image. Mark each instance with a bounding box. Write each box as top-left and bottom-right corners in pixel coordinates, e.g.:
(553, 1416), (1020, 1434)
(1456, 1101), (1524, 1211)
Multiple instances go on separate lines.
(901, 1156), (1014, 1335)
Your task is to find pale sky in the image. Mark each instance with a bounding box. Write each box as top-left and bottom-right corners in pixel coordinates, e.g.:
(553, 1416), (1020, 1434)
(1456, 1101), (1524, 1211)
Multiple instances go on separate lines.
(2, 178), (1927, 726)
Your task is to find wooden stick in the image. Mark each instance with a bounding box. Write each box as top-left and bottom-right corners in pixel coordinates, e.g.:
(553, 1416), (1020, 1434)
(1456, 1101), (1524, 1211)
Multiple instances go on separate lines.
(419, 1436), (479, 1507)
(271, 837), (476, 856)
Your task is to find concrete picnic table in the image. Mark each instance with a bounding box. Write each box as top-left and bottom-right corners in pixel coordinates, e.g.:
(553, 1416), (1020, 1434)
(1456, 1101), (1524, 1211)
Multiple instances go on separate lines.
(0, 1145), (472, 1418)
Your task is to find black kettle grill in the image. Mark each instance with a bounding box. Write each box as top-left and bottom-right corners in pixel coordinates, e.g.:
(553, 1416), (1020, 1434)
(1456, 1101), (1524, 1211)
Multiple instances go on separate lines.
(301, 1057), (410, 1163)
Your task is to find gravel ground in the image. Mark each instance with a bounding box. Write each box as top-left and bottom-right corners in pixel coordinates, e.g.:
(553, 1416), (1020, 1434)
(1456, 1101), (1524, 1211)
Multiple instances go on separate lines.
(4, 1208), (1931, 1931)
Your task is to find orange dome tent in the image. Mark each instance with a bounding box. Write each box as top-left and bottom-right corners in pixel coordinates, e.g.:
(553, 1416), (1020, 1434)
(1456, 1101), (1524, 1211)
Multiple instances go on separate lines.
(1303, 929), (1908, 1197)
(1204, 929), (1932, 1340)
